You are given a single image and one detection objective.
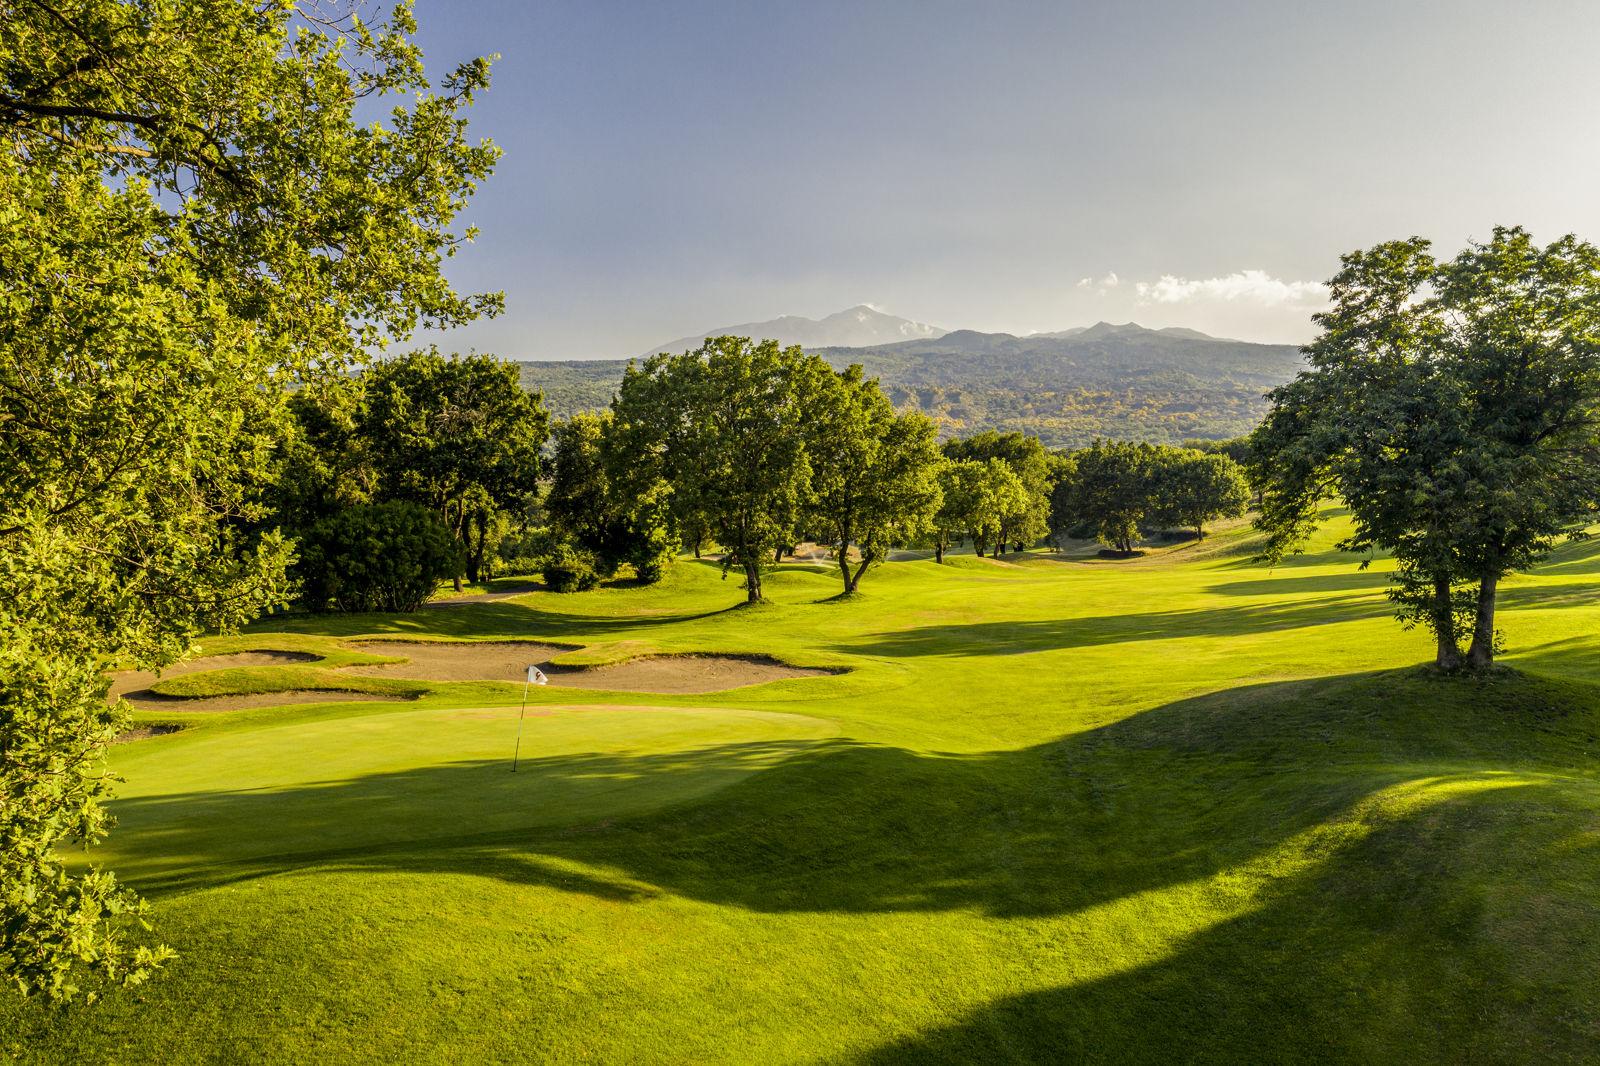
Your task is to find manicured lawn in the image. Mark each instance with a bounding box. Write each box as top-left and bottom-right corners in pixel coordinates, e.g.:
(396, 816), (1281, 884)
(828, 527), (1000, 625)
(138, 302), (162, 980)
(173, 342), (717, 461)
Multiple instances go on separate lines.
(8, 513), (1600, 1062)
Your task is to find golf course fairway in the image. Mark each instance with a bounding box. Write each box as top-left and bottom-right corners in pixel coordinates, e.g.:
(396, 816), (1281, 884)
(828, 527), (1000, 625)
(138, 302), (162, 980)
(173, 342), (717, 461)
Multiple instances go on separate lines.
(8, 512), (1600, 1063)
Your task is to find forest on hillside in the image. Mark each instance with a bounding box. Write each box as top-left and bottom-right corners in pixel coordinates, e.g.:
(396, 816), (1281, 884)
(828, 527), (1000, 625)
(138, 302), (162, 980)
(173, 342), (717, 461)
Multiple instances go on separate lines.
(519, 328), (1303, 447)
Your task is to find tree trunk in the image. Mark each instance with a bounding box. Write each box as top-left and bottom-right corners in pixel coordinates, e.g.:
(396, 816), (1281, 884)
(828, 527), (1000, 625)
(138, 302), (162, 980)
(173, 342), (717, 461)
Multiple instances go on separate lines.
(743, 559), (762, 603)
(1431, 575), (1462, 670)
(1466, 572), (1499, 669)
(935, 541), (945, 564)
(466, 510), (488, 584)
(1195, 525), (1205, 540)
(775, 546), (784, 563)
(837, 542), (854, 593)
(849, 552), (872, 593)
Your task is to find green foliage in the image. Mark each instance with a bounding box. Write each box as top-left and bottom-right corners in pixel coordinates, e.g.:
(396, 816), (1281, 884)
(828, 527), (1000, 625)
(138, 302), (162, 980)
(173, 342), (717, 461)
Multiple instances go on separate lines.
(1055, 441), (1163, 552)
(1252, 227), (1600, 669)
(942, 431), (1052, 552)
(541, 544), (602, 593)
(268, 381), (379, 535)
(297, 502), (460, 613)
(546, 412), (674, 584)
(931, 459), (983, 561)
(0, 0), (496, 999)
(612, 337), (819, 602)
(362, 349), (549, 585)
(1152, 451), (1251, 538)
(806, 366), (943, 592)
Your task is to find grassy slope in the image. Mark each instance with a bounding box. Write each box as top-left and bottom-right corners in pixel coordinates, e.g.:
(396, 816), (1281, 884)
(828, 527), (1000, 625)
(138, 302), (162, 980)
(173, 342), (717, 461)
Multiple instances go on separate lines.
(9, 514), (1600, 1062)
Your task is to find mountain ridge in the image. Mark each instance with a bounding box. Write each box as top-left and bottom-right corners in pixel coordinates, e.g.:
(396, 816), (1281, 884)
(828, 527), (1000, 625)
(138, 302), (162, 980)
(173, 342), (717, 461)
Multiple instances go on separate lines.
(524, 315), (1304, 449)
(641, 304), (945, 357)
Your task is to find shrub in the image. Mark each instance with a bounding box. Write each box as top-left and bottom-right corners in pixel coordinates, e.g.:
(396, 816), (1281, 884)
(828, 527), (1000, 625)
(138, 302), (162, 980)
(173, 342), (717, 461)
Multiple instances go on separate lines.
(496, 526), (556, 576)
(297, 501), (460, 613)
(542, 544), (600, 593)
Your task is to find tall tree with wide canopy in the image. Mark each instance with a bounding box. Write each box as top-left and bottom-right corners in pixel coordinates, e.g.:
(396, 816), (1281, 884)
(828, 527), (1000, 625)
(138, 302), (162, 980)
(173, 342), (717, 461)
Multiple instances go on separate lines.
(611, 337), (816, 603)
(968, 459), (1032, 557)
(1059, 440), (1162, 553)
(362, 349), (548, 587)
(806, 366), (943, 594)
(546, 411), (675, 583)
(1252, 228), (1600, 669)
(1152, 451), (1251, 539)
(931, 459), (982, 563)
(942, 430), (1052, 552)
(0, 0), (498, 999)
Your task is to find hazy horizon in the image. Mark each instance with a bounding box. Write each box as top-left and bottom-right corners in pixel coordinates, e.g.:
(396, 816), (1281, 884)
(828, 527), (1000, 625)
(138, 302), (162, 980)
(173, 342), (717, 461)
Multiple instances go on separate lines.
(414, 1), (1600, 360)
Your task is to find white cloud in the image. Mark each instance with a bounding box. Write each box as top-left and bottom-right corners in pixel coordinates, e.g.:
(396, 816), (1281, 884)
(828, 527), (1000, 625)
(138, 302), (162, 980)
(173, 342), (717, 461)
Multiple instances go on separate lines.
(1134, 270), (1326, 307)
(1076, 271), (1120, 294)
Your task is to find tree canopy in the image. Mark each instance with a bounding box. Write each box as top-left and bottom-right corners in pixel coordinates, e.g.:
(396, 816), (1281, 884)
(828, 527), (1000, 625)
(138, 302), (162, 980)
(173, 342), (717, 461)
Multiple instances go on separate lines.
(1, 0), (496, 999)
(546, 411), (674, 583)
(806, 366), (943, 593)
(612, 337), (819, 602)
(362, 349), (548, 586)
(1252, 227), (1600, 669)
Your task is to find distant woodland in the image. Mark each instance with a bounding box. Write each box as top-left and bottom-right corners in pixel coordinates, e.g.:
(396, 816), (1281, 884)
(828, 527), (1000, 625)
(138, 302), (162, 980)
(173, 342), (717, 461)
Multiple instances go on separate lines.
(520, 324), (1304, 447)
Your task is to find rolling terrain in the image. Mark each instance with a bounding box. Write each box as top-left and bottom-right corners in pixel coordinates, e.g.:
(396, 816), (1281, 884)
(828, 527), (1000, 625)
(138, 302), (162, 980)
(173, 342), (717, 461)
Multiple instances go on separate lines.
(7, 515), (1600, 1061)
(521, 320), (1304, 447)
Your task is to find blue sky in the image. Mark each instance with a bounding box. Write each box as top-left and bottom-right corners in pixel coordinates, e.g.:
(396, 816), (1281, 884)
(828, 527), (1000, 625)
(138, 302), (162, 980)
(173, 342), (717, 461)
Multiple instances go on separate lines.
(413, 1), (1600, 357)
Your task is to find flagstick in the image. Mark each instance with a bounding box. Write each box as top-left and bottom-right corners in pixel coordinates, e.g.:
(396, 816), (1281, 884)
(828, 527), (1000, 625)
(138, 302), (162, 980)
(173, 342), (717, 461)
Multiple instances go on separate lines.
(511, 676), (530, 773)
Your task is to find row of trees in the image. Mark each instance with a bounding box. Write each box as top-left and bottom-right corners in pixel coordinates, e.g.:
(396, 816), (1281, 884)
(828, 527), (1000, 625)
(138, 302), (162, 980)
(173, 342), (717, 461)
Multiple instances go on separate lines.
(548, 337), (942, 600)
(276, 349), (549, 607)
(541, 346), (1256, 598)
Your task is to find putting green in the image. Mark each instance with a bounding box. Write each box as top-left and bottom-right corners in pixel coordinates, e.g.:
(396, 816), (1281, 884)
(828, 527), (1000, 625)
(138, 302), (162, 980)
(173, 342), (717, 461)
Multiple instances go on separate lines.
(104, 704), (839, 888)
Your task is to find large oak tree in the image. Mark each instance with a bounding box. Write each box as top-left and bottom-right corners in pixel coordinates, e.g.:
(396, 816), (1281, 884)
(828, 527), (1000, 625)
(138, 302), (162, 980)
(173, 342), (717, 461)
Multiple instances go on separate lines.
(806, 366), (943, 594)
(612, 337), (818, 603)
(1252, 228), (1600, 669)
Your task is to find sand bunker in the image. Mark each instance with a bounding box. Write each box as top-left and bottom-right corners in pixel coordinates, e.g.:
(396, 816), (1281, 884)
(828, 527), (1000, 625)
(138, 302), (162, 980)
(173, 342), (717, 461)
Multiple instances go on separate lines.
(340, 640), (573, 683)
(113, 723), (185, 743)
(550, 655), (841, 694)
(107, 650), (322, 701)
(119, 689), (411, 713)
(339, 641), (839, 693)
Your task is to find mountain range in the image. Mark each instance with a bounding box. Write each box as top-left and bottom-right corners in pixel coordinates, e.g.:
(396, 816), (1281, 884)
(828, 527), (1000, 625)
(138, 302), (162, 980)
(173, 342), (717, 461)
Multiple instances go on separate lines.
(641, 304), (945, 356)
(522, 309), (1306, 449)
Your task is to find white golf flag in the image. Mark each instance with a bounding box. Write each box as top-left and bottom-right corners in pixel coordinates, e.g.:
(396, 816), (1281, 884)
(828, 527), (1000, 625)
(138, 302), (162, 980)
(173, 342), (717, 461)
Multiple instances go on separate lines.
(527, 665), (548, 685)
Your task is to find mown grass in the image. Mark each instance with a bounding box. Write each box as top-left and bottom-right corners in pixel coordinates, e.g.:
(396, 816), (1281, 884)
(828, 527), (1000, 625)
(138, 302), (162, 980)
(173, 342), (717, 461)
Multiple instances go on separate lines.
(9, 512), (1600, 1062)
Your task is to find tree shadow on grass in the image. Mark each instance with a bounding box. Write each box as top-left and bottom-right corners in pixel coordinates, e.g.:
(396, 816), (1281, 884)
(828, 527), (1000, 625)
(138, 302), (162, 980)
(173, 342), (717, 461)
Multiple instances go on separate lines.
(100, 669), (1600, 1056)
(824, 595), (1391, 658)
(249, 600), (746, 642)
(111, 671), (1600, 919)
(859, 775), (1600, 1063)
